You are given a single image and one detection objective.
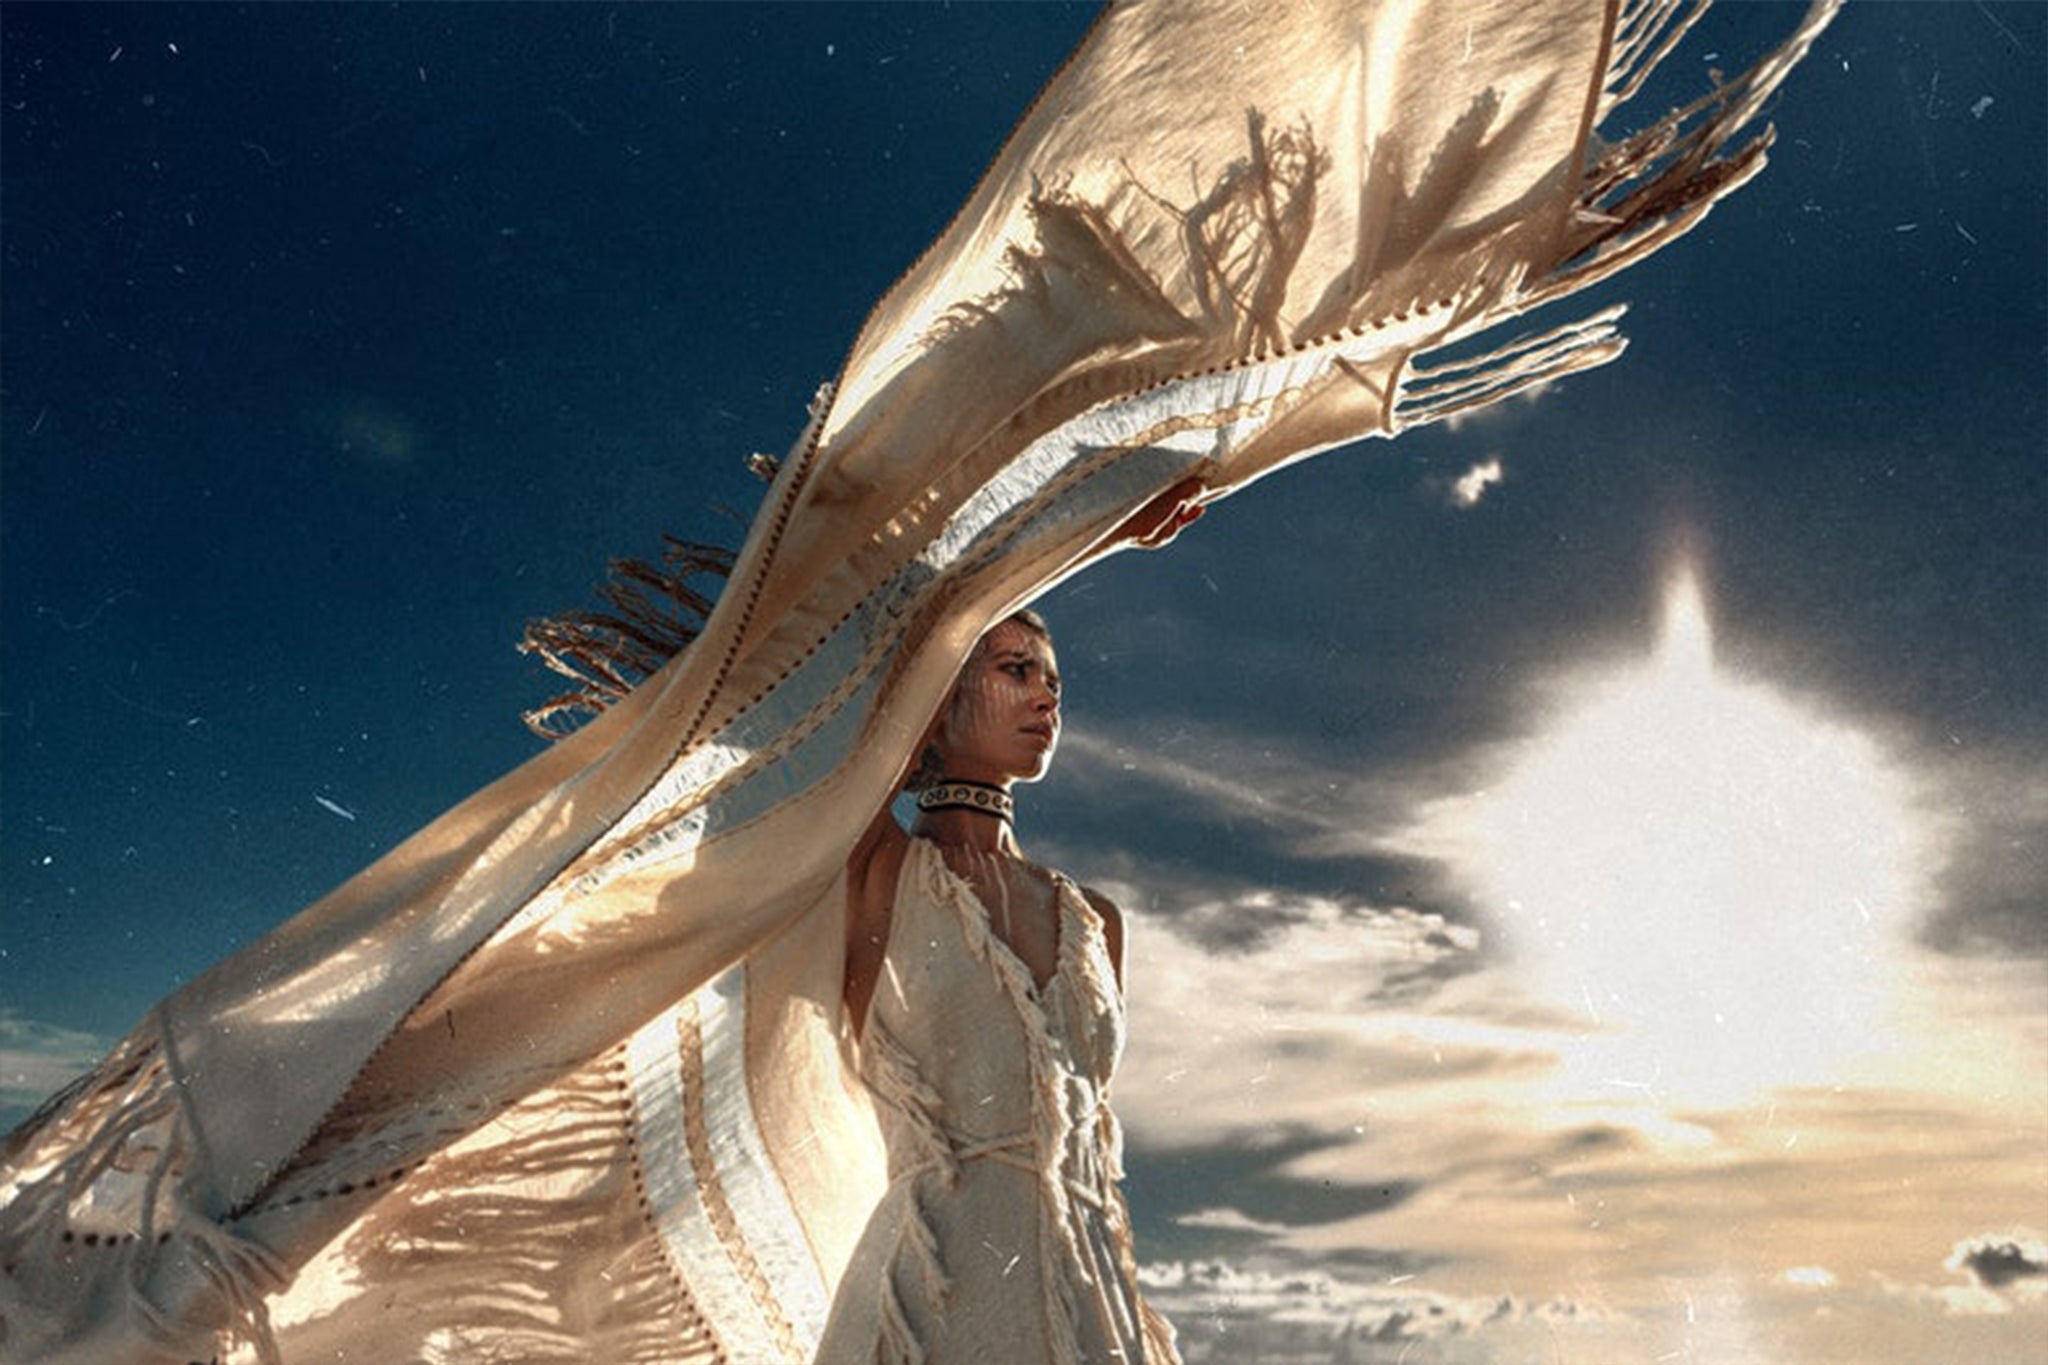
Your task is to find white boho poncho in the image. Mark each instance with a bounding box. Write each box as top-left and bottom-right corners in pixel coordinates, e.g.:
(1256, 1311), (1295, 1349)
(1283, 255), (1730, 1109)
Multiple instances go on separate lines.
(0, 2), (1836, 1361)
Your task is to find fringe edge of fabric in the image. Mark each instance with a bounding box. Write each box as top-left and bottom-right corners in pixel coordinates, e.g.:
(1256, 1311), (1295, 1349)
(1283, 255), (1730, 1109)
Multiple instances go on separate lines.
(519, 536), (737, 740)
(0, 1028), (290, 1365)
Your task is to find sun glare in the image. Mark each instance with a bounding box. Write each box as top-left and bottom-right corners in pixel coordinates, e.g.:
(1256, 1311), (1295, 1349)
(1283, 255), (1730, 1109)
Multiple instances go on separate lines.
(1438, 565), (1925, 1108)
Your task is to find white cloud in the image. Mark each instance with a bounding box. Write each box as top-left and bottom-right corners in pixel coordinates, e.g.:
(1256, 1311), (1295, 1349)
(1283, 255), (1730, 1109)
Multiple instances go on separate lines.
(0, 1011), (104, 1128)
(1111, 884), (1492, 1145)
(1139, 1257), (1616, 1365)
(1176, 1206), (1295, 1238)
(1936, 1283), (2015, 1317)
(1141, 1257), (1516, 1334)
(1451, 458), (1503, 508)
(0, 1010), (103, 1096)
(1875, 1271), (2018, 1319)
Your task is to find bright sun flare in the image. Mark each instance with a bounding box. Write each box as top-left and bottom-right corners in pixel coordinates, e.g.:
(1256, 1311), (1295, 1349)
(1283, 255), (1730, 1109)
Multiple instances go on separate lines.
(1441, 566), (1926, 1108)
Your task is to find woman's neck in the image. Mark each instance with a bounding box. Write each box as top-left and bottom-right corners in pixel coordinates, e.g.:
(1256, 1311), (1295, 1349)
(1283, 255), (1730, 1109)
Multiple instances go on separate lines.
(911, 794), (1021, 855)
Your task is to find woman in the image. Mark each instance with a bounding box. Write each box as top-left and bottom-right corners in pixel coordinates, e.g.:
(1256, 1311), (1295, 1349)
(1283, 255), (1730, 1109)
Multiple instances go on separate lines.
(824, 611), (1177, 1363)
(0, 4), (1835, 1361)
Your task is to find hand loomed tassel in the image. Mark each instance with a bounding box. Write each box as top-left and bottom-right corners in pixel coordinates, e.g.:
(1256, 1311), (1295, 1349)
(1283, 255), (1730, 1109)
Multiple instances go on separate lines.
(518, 536), (735, 739)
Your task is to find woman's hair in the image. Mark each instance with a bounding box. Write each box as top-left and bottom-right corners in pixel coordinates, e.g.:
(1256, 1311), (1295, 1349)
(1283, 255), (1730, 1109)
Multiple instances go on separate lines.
(1000, 607), (1050, 641)
(904, 610), (1050, 792)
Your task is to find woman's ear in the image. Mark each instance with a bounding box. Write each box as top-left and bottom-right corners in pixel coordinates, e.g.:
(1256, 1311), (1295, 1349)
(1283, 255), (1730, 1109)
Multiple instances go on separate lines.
(903, 694), (952, 793)
(904, 739), (945, 794)
(911, 646), (978, 789)
(920, 689), (953, 752)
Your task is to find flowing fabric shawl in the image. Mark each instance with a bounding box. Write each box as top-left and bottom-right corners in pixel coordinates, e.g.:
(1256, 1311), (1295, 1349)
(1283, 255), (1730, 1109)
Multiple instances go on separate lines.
(0, 1), (1837, 1361)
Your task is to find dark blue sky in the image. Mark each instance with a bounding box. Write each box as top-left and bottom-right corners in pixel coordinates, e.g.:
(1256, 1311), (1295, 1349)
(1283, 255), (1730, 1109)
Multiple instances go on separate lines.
(1, 3), (1093, 1028)
(2, 0), (2040, 1108)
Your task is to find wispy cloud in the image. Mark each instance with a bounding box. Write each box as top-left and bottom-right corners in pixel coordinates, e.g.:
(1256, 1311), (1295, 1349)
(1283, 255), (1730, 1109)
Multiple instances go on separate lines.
(1102, 884), (1494, 1147)
(1915, 749), (2048, 957)
(1055, 723), (1377, 843)
(1048, 721), (1478, 915)
(1081, 820), (2048, 1363)
(1140, 1256), (1599, 1365)
(1142, 1256), (1509, 1331)
(0, 1011), (104, 1132)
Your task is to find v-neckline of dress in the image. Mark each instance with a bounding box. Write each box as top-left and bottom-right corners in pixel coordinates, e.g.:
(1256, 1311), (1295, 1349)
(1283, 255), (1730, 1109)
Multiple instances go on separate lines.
(919, 837), (1074, 1002)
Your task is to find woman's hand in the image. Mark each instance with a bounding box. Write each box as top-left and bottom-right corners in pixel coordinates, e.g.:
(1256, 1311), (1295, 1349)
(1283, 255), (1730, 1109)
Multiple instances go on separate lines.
(1114, 474), (1208, 550)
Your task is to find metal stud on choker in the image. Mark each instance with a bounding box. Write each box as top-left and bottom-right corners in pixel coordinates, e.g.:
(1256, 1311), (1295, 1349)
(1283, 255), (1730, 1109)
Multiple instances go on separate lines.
(916, 781), (1014, 822)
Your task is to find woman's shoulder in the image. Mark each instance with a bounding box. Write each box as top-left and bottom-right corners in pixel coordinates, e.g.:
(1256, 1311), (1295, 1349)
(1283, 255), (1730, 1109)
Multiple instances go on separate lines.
(1070, 880), (1127, 987)
(1073, 881), (1120, 922)
(848, 812), (912, 916)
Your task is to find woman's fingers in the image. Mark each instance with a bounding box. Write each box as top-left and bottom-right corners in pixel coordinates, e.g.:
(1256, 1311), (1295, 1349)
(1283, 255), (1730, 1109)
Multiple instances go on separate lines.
(1118, 475), (1209, 549)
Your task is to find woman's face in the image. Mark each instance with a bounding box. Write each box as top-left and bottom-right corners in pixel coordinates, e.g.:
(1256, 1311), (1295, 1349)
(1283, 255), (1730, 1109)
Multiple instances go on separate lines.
(933, 620), (1061, 785)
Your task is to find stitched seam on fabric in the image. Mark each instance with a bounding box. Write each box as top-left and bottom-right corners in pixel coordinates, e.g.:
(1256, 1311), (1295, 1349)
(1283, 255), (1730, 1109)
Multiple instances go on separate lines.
(678, 1001), (805, 1364)
(580, 391), (837, 874)
(571, 287), (1484, 901)
(237, 335), (1341, 1220)
(589, 381), (1291, 875)
(631, 1008), (754, 1365)
(617, 1038), (728, 1365)
(699, 971), (834, 1352)
(580, 312), (1420, 882)
(244, 397), (831, 1217)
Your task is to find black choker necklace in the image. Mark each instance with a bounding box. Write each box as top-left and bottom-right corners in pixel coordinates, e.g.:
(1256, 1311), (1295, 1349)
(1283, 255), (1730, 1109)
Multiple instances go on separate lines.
(916, 781), (1014, 822)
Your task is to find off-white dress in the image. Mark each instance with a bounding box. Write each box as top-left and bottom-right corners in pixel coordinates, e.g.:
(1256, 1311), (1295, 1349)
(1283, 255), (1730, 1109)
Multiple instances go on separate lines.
(816, 837), (1178, 1364)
